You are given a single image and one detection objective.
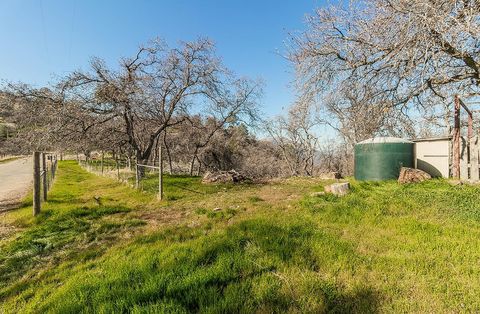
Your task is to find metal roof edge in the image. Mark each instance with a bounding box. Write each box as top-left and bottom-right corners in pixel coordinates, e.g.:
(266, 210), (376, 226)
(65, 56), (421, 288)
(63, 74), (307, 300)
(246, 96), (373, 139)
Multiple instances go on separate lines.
(357, 137), (413, 144)
(411, 136), (453, 142)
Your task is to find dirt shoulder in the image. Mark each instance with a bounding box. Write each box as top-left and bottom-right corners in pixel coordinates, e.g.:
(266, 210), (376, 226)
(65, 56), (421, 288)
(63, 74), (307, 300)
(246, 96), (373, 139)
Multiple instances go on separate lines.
(0, 157), (32, 211)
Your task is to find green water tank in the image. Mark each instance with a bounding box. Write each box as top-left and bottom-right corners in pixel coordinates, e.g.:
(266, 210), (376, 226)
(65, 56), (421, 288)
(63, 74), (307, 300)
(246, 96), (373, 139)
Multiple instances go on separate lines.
(354, 137), (414, 181)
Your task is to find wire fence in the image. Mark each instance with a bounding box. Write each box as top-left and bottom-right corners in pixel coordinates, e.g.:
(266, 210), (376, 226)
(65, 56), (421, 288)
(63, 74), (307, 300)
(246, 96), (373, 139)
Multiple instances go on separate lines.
(78, 155), (164, 199)
(78, 155), (161, 193)
(134, 162), (211, 199)
(33, 152), (58, 216)
(77, 148), (212, 200)
(40, 157), (57, 193)
(136, 162), (163, 199)
(79, 158), (135, 184)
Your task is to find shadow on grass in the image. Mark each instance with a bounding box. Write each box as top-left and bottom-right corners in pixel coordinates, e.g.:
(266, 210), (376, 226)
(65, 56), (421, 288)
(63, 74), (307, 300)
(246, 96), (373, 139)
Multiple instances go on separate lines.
(33, 218), (381, 313)
(0, 204), (140, 298)
(323, 286), (380, 313)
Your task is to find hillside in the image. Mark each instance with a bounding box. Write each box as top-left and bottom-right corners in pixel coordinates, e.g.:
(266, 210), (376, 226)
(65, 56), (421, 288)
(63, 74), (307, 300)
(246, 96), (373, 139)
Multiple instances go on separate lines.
(1, 161), (480, 312)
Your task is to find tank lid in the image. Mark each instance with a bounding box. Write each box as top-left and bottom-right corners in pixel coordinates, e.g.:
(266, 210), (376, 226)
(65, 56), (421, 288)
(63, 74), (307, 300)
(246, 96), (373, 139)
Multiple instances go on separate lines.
(357, 137), (413, 145)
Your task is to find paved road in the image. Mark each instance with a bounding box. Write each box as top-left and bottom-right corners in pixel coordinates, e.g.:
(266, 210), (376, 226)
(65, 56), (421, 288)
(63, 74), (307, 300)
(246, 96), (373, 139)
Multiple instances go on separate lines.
(0, 157), (32, 211)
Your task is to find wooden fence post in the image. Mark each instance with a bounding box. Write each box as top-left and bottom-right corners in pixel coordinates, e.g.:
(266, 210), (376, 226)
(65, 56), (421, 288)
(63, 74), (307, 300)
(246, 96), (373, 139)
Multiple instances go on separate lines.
(460, 137), (469, 180)
(453, 96), (461, 179)
(33, 152), (41, 216)
(42, 153), (48, 201)
(115, 155), (120, 180)
(101, 151), (104, 175)
(471, 136), (479, 181)
(51, 159), (54, 179)
(159, 146), (163, 200)
(135, 163), (139, 189)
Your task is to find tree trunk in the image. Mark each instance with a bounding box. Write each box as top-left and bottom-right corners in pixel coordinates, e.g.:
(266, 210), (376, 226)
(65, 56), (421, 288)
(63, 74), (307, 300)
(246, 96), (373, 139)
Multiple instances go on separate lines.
(33, 152), (41, 216)
(84, 150), (91, 162)
(127, 156), (132, 170)
(189, 156), (196, 176)
(196, 156), (202, 176)
(163, 132), (173, 174)
(115, 154), (120, 180)
(153, 139), (159, 166)
(189, 147), (199, 176)
(137, 156), (148, 179)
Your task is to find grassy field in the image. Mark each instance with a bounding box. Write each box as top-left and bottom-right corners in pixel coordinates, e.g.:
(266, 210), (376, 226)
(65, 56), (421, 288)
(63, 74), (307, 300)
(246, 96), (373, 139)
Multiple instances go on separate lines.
(1, 161), (480, 312)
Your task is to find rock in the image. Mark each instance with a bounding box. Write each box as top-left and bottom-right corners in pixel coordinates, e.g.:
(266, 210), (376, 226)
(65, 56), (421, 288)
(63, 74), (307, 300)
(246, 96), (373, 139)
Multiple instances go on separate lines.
(448, 179), (463, 186)
(318, 172), (342, 180)
(310, 192), (326, 197)
(457, 180), (478, 186)
(324, 183), (350, 196)
(398, 167), (431, 184)
(202, 170), (249, 184)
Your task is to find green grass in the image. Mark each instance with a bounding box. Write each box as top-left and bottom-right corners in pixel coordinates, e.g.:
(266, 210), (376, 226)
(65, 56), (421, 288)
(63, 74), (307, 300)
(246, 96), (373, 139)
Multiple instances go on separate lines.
(82, 159), (241, 201)
(0, 162), (152, 293)
(0, 156), (20, 164)
(138, 173), (236, 201)
(2, 162), (480, 312)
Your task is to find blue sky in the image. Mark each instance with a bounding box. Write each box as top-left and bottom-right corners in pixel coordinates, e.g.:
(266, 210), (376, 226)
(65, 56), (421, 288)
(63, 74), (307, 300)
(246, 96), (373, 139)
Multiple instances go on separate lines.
(0, 0), (327, 117)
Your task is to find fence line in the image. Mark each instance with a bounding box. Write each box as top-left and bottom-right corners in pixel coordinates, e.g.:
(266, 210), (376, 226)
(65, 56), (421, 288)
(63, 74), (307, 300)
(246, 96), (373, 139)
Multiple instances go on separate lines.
(33, 152), (58, 216)
(78, 148), (167, 200)
(136, 163), (159, 170)
(135, 147), (164, 199)
(79, 158), (134, 183)
(78, 147), (210, 200)
(136, 162), (163, 200)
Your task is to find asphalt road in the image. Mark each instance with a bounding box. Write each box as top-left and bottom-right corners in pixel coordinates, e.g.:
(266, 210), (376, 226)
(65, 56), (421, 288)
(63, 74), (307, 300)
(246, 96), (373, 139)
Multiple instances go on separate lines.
(0, 157), (32, 211)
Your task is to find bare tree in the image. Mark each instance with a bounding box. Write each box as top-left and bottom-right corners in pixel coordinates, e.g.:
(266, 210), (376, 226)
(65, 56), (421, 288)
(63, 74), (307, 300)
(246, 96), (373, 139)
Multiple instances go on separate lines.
(61, 39), (218, 174)
(288, 0), (480, 126)
(0, 83), (125, 159)
(61, 38), (261, 178)
(316, 139), (352, 175)
(265, 101), (318, 176)
(318, 82), (416, 147)
(0, 88), (60, 153)
(186, 77), (262, 175)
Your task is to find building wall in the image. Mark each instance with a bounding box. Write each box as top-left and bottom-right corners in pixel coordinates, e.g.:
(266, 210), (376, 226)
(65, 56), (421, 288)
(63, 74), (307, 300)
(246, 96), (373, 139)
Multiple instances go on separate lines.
(414, 139), (450, 178)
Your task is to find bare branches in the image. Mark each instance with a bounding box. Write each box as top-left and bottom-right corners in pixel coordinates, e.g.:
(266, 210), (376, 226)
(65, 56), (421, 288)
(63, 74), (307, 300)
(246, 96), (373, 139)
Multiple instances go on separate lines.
(59, 39), (221, 163)
(265, 100), (319, 176)
(0, 37), (260, 177)
(288, 0), (480, 129)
